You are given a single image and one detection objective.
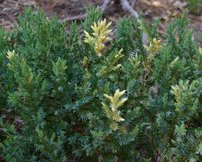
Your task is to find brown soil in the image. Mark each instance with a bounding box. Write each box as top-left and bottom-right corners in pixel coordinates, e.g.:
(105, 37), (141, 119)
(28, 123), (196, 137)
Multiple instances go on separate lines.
(0, 0), (201, 42)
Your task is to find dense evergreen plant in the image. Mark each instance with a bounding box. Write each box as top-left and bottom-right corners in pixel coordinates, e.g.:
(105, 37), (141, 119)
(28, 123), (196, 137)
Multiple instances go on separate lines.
(0, 7), (201, 162)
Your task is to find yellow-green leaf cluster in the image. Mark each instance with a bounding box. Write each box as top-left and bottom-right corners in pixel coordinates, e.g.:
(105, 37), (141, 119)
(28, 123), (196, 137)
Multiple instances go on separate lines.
(98, 49), (124, 77)
(102, 89), (127, 131)
(144, 38), (162, 55)
(6, 50), (16, 61)
(84, 19), (112, 56)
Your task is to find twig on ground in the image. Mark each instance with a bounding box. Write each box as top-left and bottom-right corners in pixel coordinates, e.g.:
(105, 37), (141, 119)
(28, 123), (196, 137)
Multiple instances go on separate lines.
(0, 10), (15, 22)
(120, 0), (139, 18)
(100, 0), (111, 11)
(62, 13), (87, 22)
(7, 0), (36, 6)
(131, 0), (137, 8)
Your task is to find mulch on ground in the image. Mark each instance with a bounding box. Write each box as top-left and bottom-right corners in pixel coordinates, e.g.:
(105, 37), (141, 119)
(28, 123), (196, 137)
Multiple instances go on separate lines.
(0, 0), (201, 43)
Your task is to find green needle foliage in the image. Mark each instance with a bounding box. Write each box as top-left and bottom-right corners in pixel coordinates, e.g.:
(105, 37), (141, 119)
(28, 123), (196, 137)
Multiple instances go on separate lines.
(0, 7), (202, 162)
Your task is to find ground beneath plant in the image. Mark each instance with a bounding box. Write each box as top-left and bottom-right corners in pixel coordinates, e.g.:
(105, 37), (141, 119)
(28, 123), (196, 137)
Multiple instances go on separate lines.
(0, 0), (201, 44)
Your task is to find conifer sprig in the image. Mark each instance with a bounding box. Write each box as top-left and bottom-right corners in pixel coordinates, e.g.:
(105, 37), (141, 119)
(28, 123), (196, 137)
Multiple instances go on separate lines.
(102, 89), (127, 131)
(84, 19), (112, 56)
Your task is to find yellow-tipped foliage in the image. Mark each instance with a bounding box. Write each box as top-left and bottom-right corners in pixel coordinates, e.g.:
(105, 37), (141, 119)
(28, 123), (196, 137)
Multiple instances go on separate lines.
(84, 19), (112, 56)
(102, 89), (127, 131)
(6, 50), (16, 61)
(144, 38), (162, 54)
